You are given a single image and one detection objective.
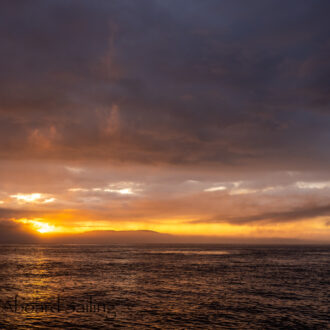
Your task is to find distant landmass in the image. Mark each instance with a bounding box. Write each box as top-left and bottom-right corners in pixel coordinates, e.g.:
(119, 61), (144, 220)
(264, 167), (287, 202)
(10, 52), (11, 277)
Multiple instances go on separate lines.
(40, 230), (327, 244)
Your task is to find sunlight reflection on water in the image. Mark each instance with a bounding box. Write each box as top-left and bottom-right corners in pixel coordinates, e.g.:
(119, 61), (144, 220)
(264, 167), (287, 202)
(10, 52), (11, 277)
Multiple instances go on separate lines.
(0, 244), (328, 329)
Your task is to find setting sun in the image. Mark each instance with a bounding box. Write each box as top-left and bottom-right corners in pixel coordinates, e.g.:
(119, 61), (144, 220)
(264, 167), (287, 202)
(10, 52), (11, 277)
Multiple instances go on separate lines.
(15, 218), (56, 234)
(34, 222), (55, 234)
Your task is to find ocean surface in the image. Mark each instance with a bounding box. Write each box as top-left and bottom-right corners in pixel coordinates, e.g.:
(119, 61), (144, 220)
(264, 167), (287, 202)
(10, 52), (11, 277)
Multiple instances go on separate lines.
(0, 244), (329, 329)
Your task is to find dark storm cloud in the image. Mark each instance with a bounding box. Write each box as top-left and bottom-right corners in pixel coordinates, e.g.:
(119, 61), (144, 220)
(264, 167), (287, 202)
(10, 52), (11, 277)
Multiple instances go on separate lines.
(0, 220), (38, 243)
(0, 0), (330, 169)
(192, 203), (330, 225)
(0, 207), (43, 220)
(0, 207), (28, 220)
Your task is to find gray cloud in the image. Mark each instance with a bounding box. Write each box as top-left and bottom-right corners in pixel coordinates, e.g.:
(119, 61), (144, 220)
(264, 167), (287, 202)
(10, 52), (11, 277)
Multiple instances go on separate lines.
(0, 1), (329, 169)
(192, 204), (330, 225)
(0, 207), (31, 220)
(0, 220), (38, 243)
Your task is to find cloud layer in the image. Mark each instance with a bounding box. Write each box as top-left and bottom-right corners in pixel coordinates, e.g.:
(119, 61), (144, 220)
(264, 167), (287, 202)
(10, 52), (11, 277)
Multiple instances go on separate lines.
(0, 1), (329, 242)
(0, 1), (330, 168)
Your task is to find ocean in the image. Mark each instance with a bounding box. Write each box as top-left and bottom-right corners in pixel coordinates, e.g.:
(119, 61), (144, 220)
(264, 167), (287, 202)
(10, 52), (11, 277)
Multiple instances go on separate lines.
(0, 244), (329, 329)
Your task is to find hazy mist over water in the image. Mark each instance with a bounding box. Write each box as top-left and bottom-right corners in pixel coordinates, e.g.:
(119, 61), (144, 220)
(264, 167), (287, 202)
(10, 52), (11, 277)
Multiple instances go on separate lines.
(0, 244), (329, 329)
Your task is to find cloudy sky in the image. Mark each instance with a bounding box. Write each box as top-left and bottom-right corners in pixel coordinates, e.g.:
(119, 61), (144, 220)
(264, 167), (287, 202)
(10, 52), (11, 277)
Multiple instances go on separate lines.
(0, 0), (329, 242)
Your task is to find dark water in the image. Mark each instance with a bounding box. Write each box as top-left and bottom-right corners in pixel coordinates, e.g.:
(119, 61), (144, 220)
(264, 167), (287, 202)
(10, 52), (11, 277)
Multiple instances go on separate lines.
(0, 245), (329, 329)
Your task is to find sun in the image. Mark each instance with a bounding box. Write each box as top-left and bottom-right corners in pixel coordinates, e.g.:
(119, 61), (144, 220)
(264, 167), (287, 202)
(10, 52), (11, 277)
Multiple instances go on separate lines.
(15, 218), (56, 234)
(33, 221), (55, 234)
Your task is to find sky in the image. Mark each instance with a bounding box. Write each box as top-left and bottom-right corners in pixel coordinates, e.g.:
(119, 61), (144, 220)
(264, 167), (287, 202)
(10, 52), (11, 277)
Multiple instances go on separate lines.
(0, 0), (330, 243)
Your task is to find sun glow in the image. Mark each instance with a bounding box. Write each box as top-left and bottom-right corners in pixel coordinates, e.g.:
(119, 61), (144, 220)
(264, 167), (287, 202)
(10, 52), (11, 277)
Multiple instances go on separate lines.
(11, 193), (42, 202)
(10, 193), (55, 204)
(15, 218), (56, 234)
